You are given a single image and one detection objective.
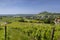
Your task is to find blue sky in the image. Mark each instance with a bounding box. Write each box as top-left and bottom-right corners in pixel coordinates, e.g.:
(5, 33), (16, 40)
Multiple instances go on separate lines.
(0, 0), (60, 14)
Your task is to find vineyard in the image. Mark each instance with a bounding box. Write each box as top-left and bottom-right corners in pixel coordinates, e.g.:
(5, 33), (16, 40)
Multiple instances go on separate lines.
(0, 22), (60, 40)
(0, 0), (60, 40)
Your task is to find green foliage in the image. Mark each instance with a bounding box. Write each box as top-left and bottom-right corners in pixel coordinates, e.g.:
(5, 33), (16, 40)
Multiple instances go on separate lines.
(0, 22), (60, 40)
(6, 22), (60, 40)
(0, 13), (60, 40)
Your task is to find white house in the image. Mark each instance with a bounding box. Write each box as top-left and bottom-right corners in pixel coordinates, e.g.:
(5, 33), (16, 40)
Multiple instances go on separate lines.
(54, 17), (60, 24)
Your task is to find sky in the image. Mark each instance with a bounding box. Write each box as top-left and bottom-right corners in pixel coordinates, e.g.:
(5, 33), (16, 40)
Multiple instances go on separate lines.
(0, 0), (60, 14)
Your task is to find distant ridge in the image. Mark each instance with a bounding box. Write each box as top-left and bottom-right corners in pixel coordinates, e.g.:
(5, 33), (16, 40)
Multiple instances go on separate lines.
(0, 11), (60, 16)
(0, 14), (34, 17)
(38, 11), (60, 15)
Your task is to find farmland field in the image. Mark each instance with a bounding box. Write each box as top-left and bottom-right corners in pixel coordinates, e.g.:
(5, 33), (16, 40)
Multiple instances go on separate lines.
(0, 22), (60, 40)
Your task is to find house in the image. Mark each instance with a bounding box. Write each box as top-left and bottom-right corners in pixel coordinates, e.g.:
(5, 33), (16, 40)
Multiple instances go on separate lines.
(54, 17), (60, 24)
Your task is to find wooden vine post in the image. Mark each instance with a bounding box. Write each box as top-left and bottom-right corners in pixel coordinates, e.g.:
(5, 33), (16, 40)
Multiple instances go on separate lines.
(4, 22), (7, 40)
(51, 26), (55, 40)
